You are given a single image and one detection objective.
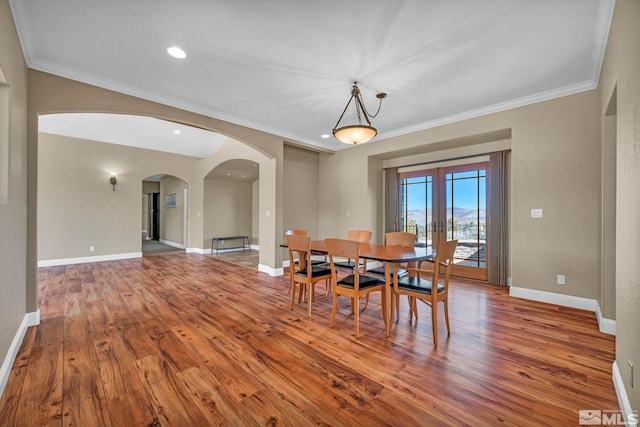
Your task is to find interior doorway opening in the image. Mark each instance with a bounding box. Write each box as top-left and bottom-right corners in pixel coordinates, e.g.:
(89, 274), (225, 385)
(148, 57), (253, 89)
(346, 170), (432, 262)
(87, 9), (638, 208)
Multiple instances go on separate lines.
(142, 174), (188, 256)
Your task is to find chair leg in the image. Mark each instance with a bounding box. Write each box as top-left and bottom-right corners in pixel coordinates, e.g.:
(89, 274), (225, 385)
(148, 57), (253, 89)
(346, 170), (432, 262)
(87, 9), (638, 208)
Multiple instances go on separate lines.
(330, 290), (338, 328)
(354, 298), (360, 339)
(381, 289), (387, 330)
(289, 282), (297, 310)
(390, 291), (396, 324)
(431, 300), (438, 346)
(361, 294), (370, 312)
(307, 281), (312, 318)
(394, 293), (400, 322)
(443, 299), (451, 336)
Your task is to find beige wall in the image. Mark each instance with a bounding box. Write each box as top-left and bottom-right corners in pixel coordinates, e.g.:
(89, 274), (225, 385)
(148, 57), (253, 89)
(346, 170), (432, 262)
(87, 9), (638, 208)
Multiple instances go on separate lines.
(37, 133), (197, 260)
(160, 175), (188, 246)
(283, 145), (320, 240)
(599, 0), (640, 412)
(0, 0), (29, 382)
(320, 90), (602, 301)
(203, 178), (254, 250)
(142, 181), (160, 194)
(252, 179), (259, 245)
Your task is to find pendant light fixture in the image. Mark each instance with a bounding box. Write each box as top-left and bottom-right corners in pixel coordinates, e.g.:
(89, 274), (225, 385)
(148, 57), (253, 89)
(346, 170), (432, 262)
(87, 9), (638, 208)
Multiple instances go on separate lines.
(332, 82), (386, 145)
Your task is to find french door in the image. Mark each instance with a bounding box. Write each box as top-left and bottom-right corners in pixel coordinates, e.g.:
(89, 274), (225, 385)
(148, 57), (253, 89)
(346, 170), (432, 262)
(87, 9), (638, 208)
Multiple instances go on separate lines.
(399, 162), (488, 281)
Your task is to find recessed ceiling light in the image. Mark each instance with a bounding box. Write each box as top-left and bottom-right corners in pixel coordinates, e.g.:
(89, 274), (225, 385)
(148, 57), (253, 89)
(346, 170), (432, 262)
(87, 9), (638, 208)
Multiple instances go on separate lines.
(226, 173), (231, 176)
(173, 129), (182, 135)
(321, 134), (330, 139)
(167, 46), (187, 59)
(243, 175), (247, 178)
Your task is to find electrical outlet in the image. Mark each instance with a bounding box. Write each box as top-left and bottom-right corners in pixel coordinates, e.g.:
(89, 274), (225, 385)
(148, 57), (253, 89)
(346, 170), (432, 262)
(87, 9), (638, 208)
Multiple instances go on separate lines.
(557, 274), (565, 285)
(89, 246), (95, 252)
(630, 360), (634, 388)
(221, 240), (225, 245)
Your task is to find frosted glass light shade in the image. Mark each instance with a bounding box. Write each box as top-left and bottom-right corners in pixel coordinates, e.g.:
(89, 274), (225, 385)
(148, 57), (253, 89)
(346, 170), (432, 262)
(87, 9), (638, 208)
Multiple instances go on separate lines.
(333, 125), (377, 145)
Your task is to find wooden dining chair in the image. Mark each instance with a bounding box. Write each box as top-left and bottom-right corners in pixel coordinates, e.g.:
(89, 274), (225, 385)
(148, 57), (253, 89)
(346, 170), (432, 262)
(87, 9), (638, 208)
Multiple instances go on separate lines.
(332, 229), (372, 273)
(325, 238), (386, 338)
(286, 234), (332, 318)
(391, 239), (458, 346)
(286, 228), (327, 263)
(367, 231), (416, 318)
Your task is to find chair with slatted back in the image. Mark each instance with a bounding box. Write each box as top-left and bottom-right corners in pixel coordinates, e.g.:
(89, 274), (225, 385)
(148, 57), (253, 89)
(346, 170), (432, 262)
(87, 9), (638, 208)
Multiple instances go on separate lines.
(332, 230), (372, 273)
(286, 234), (332, 317)
(367, 231), (416, 319)
(325, 238), (386, 338)
(391, 239), (458, 346)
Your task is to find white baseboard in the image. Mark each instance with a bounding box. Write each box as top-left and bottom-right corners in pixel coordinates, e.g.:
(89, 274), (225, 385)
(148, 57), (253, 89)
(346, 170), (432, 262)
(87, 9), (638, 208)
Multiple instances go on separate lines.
(38, 252), (142, 267)
(186, 247), (205, 254)
(0, 310), (40, 399)
(509, 286), (616, 335)
(258, 264), (283, 276)
(159, 239), (186, 249)
(612, 361), (637, 425)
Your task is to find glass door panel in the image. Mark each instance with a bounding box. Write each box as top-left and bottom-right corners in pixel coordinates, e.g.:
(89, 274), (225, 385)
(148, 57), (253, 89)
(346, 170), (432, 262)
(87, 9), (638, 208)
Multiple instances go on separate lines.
(400, 174), (434, 249)
(399, 162), (488, 281)
(444, 166), (487, 280)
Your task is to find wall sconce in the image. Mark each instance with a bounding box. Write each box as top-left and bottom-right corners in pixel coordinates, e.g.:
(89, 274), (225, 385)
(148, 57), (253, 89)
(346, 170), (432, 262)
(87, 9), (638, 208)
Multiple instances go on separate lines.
(109, 173), (117, 191)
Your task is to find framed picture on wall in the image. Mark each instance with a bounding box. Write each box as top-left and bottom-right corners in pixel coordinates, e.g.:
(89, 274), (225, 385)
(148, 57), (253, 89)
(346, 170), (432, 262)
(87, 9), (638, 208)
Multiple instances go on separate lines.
(164, 193), (177, 208)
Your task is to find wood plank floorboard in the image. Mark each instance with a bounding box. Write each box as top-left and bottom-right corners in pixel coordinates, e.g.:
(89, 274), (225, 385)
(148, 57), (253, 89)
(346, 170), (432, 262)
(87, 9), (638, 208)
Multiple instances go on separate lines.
(0, 253), (617, 426)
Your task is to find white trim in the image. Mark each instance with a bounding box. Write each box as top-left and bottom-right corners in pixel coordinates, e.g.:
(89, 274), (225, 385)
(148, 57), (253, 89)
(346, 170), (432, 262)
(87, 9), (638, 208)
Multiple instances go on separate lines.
(612, 361), (637, 426)
(376, 81), (597, 142)
(258, 264), (283, 277)
(38, 252), (142, 267)
(509, 286), (615, 335)
(588, 0), (617, 85)
(0, 310), (39, 399)
(26, 309), (40, 327)
(594, 302), (617, 335)
(186, 247), (205, 254)
(159, 239), (186, 249)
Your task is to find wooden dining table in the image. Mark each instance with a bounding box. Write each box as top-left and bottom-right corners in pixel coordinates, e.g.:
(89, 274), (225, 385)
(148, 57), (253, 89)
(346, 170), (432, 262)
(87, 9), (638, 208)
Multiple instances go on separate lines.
(288, 240), (435, 337)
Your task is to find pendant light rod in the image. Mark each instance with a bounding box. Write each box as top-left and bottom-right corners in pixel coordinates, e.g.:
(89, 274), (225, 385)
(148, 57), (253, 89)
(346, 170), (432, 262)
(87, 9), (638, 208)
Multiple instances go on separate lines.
(332, 82), (386, 145)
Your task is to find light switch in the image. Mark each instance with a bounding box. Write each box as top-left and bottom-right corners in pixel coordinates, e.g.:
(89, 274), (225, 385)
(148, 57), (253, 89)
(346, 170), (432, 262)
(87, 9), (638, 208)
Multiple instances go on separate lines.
(265, 210), (271, 218)
(531, 208), (543, 218)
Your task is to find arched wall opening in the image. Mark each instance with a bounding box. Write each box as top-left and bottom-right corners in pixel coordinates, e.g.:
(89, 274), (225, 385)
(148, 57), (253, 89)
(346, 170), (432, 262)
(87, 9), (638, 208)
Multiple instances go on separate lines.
(203, 159), (259, 253)
(27, 71), (285, 311)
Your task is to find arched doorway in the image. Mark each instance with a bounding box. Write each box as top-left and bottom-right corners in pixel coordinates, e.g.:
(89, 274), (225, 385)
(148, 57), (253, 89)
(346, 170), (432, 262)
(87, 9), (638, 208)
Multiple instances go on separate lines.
(203, 159), (259, 267)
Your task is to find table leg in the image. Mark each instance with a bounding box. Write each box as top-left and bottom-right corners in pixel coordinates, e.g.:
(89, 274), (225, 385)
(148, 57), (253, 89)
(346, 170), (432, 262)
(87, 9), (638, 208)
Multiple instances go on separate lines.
(384, 262), (391, 337)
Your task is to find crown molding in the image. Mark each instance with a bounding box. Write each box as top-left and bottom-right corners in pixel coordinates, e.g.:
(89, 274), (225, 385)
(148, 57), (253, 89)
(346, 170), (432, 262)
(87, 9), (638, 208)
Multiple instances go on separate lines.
(8, 0), (36, 65)
(588, 0), (616, 85)
(376, 80), (597, 142)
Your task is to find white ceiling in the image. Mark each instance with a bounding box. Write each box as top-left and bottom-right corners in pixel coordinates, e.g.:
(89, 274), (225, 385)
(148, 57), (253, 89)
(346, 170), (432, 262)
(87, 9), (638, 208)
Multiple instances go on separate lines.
(11, 0), (614, 152)
(39, 113), (228, 158)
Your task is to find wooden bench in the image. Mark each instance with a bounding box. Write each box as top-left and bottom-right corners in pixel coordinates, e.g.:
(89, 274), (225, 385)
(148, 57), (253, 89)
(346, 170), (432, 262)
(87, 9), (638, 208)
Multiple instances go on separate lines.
(211, 235), (250, 254)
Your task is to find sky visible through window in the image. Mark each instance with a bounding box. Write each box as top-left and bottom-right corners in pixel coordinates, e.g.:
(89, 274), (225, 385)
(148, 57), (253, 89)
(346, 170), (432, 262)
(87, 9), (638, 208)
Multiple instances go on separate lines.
(405, 170), (486, 212)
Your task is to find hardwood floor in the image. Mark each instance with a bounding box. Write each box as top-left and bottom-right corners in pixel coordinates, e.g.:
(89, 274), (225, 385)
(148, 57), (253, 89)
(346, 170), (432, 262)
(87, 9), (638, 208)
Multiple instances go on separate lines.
(0, 254), (617, 426)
